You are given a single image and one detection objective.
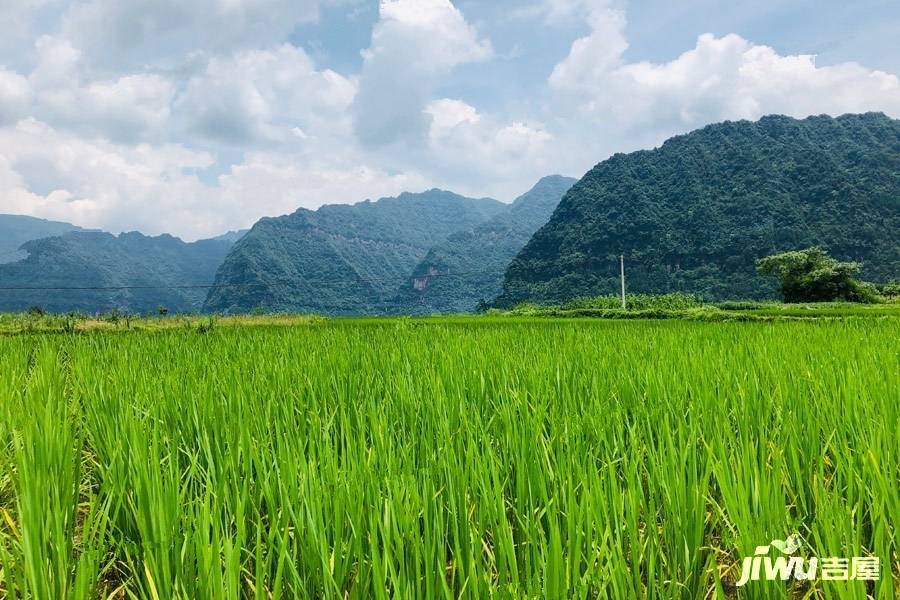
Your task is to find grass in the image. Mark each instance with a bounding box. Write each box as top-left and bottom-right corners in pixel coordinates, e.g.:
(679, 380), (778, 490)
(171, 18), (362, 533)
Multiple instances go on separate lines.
(0, 313), (326, 336)
(499, 295), (900, 321)
(0, 317), (897, 598)
(3, 298), (899, 336)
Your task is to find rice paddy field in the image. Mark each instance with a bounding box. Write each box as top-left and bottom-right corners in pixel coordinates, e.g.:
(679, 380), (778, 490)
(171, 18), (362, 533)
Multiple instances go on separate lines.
(0, 317), (897, 599)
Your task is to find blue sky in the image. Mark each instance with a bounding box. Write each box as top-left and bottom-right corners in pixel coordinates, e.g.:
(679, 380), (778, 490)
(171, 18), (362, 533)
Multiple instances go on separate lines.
(1, 0), (898, 239)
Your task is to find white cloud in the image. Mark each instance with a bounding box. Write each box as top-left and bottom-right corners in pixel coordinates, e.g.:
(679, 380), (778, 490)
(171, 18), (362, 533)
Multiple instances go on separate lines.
(0, 118), (438, 241)
(178, 44), (356, 146)
(549, 12), (900, 145)
(548, 8), (628, 94)
(3, 0), (900, 241)
(352, 0), (493, 146)
(0, 119), (216, 238)
(26, 36), (176, 142)
(215, 152), (432, 223)
(423, 99), (553, 193)
(0, 69), (32, 125)
(425, 98), (481, 138)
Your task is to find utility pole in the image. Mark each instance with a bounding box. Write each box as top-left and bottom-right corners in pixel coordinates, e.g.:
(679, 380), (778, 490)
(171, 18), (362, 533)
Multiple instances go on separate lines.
(620, 255), (626, 309)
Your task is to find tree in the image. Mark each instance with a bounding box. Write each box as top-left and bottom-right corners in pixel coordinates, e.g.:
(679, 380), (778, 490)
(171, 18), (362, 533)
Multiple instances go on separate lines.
(878, 280), (900, 300)
(755, 247), (876, 303)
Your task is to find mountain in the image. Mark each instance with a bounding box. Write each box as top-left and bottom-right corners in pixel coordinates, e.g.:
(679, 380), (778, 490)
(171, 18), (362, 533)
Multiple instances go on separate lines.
(497, 113), (900, 306)
(204, 190), (506, 315)
(0, 214), (87, 264)
(0, 231), (237, 314)
(394, 176), (576, 314)
(209, 229), (249, 243)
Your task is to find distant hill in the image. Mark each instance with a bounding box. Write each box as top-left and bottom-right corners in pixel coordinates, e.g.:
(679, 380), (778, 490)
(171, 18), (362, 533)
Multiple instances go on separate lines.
(497, 113), (900, 306)
(394, 176), (576, 314)
(204, 190), (505, 315)
(0, 214), (87, 264)
(0, 231), (237, 314)
(209, 229), (249, 243)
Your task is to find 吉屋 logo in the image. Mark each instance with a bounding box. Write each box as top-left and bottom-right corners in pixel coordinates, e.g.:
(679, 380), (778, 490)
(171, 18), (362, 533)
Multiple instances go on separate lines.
(735, 534), (880, 587)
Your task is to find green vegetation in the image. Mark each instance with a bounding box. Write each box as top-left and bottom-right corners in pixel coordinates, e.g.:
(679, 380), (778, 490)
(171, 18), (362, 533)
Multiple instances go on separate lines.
(498, 293), (900, 321)
(0, 311), (326, 335)
(498, 113), (900, 306)
(0, 317), (897, 598)
(0, 232), (238, 314)
(562, 292), (702, 311)
(394, 176), (575, 314)
(204, 189), (506, 315)
(875, 280), (900, 301)
(3, 296), (898, 336)
(756, 246), (877, 303)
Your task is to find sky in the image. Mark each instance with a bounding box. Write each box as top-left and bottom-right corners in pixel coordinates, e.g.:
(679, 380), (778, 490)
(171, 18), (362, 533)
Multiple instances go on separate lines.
(0, 0), (898, 241)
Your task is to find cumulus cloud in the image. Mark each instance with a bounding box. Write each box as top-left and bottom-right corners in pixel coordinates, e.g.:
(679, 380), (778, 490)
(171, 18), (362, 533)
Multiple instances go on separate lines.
(549, 10), (900, 151)
(0, 119), (215, 237)
(2, 0), (900, 240)
(178, 44), (356, 146)
(24, 36), (176, 143)
(423, 99), (553, 188)
(352, 0), (493, 146)
(0, 119), (437, 240)
(215, 152), (431, 222)
(0, 69), (32, 125)
(548, 7), (628, 94)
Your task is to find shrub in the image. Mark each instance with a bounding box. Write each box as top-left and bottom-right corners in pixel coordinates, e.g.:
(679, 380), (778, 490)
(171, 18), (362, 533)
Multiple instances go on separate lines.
(563, 293), (702, 311)
(756, 246), (876, 303)
(877, 280), (900, 301)
(196, 317), (217, 335)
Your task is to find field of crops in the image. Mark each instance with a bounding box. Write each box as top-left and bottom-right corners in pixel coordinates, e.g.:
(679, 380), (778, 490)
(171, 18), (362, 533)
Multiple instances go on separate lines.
(0, 318), (897, 599)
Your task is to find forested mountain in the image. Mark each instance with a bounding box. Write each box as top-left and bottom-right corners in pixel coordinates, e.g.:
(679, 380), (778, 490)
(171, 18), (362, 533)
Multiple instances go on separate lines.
(0, 231), (236, 313)
(497, 113), (900, 306)
(204, 190), (505, 315)
(0, 214), (86, 263)
(210, 229), (249, 243)
(394, 176), (576, 314)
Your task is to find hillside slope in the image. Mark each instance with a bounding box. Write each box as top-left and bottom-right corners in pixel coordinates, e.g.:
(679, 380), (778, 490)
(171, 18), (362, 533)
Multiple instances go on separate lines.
(0, 231), (236, 313)
(204, 190), (505, 315)
(497, 113), (900, 305)
(0, 214), (86, 263)
(395, 176), (576, 314)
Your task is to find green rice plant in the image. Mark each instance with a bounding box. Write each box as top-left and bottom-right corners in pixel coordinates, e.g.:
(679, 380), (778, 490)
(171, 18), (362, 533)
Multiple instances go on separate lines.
(0, 318), (896, 598)
(0, 341), (109, 600)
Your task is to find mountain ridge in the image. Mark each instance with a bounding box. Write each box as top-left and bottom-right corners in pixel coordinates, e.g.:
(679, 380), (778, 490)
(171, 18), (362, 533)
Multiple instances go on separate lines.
(497, 112), (900, 306)
(204, 189), (506, 315)
(394, 175), (576, 314)
(0, 230), (238, 313)
(0, 214), (89, 264)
